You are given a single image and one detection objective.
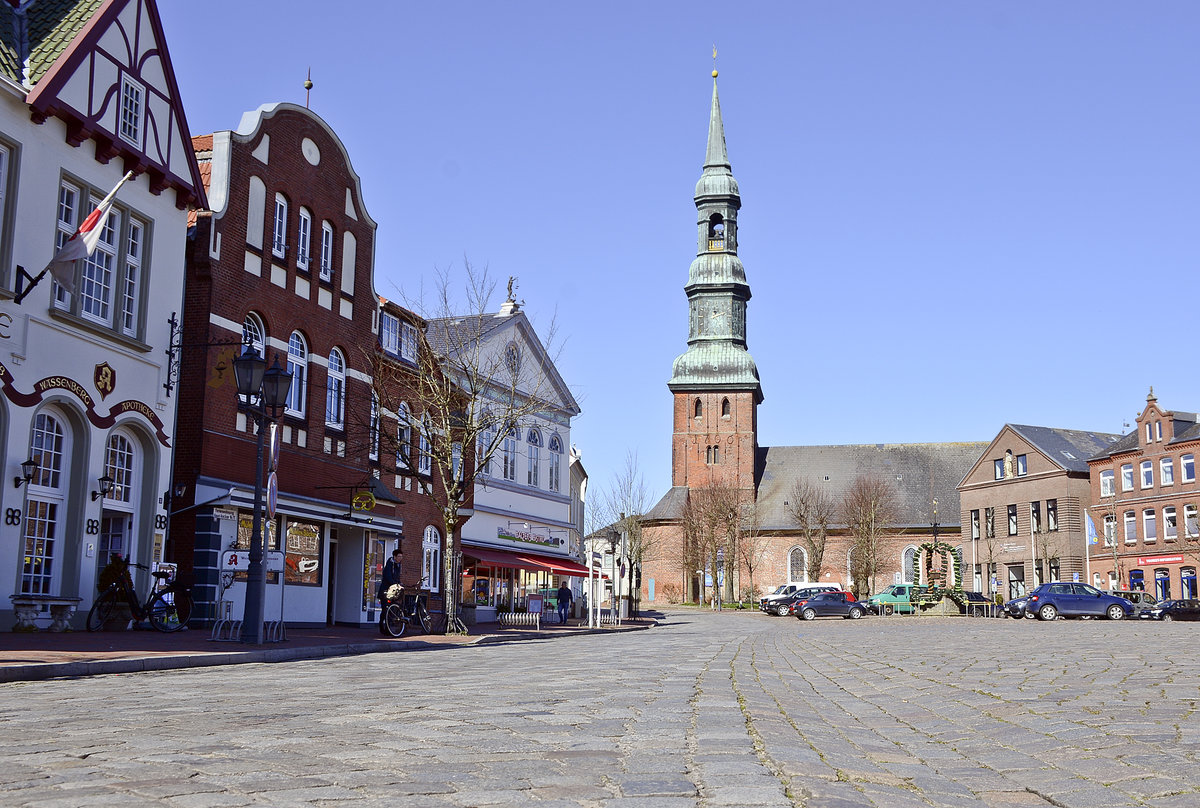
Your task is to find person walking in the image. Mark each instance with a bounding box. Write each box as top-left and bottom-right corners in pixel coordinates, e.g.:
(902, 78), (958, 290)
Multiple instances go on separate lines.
(377, 548), (403, 634)
(556, 581), (574, 625)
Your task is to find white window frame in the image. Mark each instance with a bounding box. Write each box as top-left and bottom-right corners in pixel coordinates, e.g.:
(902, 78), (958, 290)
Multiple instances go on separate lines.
(422, 525), (442, 593)
(272, 193), (288, 259)
(502, 428), (518, 481)
(285, 332), (308, 417)
(548, 434), (563, 493)
(296, 208), (312, 270)
(325, 348), (345, 429)
(52, 181), (78, 307)
(1100, 470), (1114, 497)
(1144, 508), (1157, 543)
(1141, 460), (1154, 489)
(21, 411), (69, 595)
(994, 459), (1004, 480)
(79, 199), (118, 326)
(0, 143), (10, 261)
(1162, 457), (1175, 487)
(1146, 423), (1153, 443)
(380, 312), (400, 355)
(527, 429), (541, 487)
(1124, 510), (1137, 544)
(369, 392), (380, 462)
(320, 221), (334, 281)
(1164, 506), (1177, 541)
(1156, 421), (1163, 442)
(118, 74), (145, 149)
(1121, 464), (1134, 492)
(397, 402), (411, 471)
(1103, 514), (1116, 547)
(119, 218), (143, 337)
(1186, 504), (1199, 538)
(1184, 454), (1196, 484)
(400, 322), (418, 363)
(417, 418), (432, 475)
(1016, 454), (1027, 476)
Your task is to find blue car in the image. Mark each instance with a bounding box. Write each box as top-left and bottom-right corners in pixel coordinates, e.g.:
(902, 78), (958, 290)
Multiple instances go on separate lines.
(1025, 583), (1134, 621)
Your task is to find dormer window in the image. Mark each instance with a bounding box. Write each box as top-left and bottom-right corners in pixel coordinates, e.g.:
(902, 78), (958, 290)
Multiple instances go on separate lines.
(119, 75), (144, 149)
(707, 215), (725, 251)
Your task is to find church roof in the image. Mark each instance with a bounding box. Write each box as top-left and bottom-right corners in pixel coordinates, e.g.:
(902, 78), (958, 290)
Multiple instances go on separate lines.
(644, 485), (689, 523)
(754, 442), (990, 532)
(668, 342), (760, 394)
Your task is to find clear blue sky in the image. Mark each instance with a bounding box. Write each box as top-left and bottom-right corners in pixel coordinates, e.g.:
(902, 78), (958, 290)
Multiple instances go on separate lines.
(159, 2), (1200, 509)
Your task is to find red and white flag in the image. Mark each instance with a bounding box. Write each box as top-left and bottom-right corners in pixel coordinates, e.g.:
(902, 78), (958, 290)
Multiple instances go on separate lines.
(45, 171), (133, 293)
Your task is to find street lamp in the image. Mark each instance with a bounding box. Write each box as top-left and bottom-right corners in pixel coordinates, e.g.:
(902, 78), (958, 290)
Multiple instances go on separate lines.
(234, 345), (292, 644)
(607, 528), (621, 621)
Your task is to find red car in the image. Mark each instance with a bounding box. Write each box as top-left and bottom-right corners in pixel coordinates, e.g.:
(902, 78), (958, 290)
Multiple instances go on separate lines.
(792, 591), (865, 620)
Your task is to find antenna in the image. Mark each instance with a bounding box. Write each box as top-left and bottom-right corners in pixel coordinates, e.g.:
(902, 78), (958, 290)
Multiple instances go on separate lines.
(304, 67), (313, 109)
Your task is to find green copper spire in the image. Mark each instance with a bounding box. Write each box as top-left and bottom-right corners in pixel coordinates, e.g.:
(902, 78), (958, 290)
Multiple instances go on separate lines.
(668, 72), (762, 404)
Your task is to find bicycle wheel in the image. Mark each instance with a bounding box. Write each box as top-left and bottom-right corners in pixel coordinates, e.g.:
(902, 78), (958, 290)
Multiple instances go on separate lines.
(148, 588), (192, 632)
(383, 603), (407, 637)
(86, 588), (120, 632)
(416, 601), (432, 634)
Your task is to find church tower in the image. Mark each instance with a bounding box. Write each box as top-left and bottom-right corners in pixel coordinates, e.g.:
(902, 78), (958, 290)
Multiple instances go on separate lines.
(667, 71), (762, 493)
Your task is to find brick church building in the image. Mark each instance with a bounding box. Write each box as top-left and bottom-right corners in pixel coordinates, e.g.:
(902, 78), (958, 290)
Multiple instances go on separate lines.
(640, 72), (986, 605)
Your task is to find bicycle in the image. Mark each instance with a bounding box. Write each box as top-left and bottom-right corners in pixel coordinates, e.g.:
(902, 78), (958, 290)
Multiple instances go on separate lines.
(86, 559), (193, 632)
(380, 584), (432, 637)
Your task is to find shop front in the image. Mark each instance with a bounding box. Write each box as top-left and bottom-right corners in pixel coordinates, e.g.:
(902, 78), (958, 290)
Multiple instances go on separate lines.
(461, 542), (593, 624)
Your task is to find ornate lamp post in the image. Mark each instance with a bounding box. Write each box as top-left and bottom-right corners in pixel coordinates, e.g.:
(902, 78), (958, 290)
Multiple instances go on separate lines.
(233, 345), (292, 644)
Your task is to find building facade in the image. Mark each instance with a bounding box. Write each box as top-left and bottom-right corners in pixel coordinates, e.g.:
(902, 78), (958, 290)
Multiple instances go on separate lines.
(1086, 391), (1200, 600)
(958, 424), (1121, 600)
(0, 0), (204, 627)
(175, 102), (442, 629)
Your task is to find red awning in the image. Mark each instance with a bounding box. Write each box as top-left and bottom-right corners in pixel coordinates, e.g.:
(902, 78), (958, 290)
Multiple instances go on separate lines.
(463, 544), (606, 578)
(516, 551), (596, 577)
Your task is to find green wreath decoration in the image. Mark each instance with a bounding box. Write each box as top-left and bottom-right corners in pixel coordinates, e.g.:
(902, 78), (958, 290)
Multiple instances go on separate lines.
(913, 541), (966, 608)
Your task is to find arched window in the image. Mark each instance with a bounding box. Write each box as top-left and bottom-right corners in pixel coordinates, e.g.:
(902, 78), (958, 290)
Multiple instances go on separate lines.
(502, 426), (518, 481)
(694, 399), (703, 418)
(707, 214), (725, 250)
(788, 546), (807, 583)
(99, 429), (139, 580)
(548, 434), (563, 492)
(21, 411), (69, 594)
(721, 398), (731, 418)
(272, 192), (288, 259)
(396, 402), (411, 471)
(242, 313), (265, 355)
(285, 331), (308, 416)
(325, 348), (345, 428)
(527, 429), (542, 487)
(423, 525), (442, 593)
(902, 546), (917, 584)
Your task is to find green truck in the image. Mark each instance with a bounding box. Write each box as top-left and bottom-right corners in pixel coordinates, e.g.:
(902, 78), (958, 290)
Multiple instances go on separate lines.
(867, 584), (919, 615)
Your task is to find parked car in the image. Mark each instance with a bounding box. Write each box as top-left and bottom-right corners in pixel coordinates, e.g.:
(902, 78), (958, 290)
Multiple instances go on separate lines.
(794, 591), (866, 621)
(1148, 599), (1200, 621)
(868, 583), (919, 615)
(960, 590), (1002, 617)
(1108, 590), (1159, 619)
(1025, 583), (1134, 621)
(761, 583), (840, 615)
(770, 586), (837, 617)
(1002, 594), (1033, 619)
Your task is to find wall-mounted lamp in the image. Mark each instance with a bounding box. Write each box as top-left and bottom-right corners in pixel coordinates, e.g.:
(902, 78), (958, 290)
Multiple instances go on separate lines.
(13, 458), (37, 489)
(92, 474), (116, 502)
(507, 521), (531, 531)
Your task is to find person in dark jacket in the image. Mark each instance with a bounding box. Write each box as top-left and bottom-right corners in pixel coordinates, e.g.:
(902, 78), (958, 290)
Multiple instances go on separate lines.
(556, 582), (574, 625)
(377, 548), (402, 633)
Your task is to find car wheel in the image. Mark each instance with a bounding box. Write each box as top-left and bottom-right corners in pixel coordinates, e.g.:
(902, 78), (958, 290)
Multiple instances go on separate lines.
(969, 608), (981, 618)
(848, 608), (863, 619)
(1038, 604), (1058, 621)
(801, 608), (816, 621)
(1106, 604), (1125, 621)
(775, 604), (789, 617)
(1161, 613), (1173, 622)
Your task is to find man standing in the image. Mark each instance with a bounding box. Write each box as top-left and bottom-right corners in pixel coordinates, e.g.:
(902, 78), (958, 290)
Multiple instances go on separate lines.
(377, 548), (403, 634)
(556, 581), (574, 625)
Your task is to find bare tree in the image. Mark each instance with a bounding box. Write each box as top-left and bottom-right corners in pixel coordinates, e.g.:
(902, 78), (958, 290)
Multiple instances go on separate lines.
(736, 498), (771, 604)
(785, 479), (835, 584)
(841, 475), (897, 600)
(979, 508), (1001, 599)
(593, 451), (651, 615)
(681, 483), (743, 608)
(371, 261), (562, 633)
(1097, 490), (1124, 591)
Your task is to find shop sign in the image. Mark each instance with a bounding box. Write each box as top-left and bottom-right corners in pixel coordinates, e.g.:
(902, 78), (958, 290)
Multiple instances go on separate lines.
(212, 507), (237, 521)
(497, 526), (558, 547)
(1137, 554), (1183, 566)
(221, 550), (285, 571)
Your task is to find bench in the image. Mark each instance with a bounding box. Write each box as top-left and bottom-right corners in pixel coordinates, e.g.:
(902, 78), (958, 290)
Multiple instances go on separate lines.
(10, 594), (83, 632)
(496, 611), (541, 630)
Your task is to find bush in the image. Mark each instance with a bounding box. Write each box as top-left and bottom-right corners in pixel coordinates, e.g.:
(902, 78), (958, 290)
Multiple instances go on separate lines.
(659, 583), (681, 604)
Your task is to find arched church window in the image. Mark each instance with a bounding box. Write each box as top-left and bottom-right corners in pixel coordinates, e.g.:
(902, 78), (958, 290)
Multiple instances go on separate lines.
(902, 546), (917, 584)
(694, 399), (703, 419)
(721, 398), (731, 418)
(788, 547), (807, 583)
(707, 214), (725, 250)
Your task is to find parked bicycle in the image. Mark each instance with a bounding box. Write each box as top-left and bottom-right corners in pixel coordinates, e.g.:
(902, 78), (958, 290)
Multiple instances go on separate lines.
(380, 583), (432, 637)
(86, 559), (192, 632)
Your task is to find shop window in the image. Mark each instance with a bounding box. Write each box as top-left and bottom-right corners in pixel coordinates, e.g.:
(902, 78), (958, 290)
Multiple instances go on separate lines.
(1129, 569), (1144, 591)
(1155, 568), (1171, 601)
(1183, 568), (1197, 599)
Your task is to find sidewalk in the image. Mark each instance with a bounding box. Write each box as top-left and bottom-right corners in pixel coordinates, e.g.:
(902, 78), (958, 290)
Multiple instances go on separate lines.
(0, 615), (657, 683)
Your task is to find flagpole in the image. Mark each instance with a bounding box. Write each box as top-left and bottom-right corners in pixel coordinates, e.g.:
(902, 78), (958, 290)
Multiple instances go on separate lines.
(14, 171), (134, 304)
